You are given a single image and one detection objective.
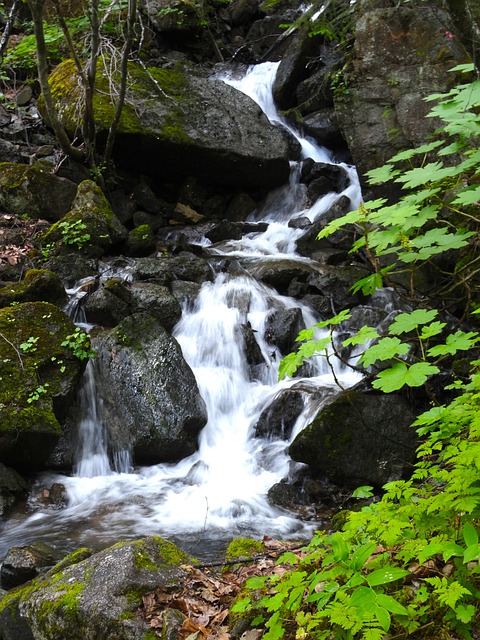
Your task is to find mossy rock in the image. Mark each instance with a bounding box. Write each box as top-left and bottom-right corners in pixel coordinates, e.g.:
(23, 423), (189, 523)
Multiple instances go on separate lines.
(0, 269), (66, 309)
(41, 180), (127, 258)
(41, 59), (291, 190)
(0, 162), (77, 221)
(123, 224), (156, 257)
(0, 537), (191, 640)
(0, 301), (85, 471)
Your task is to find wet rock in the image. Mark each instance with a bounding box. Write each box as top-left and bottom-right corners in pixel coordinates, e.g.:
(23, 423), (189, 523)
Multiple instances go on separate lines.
(95, 313), (207, 464)
(168, 251), (213, 283)
(1, 542), (57, 590)
(123, 224), (156, 257)
(289, 381), (420, 487)
(302, 108), (343, 148)
(132, 210), (165, 232)
(170, 280), (201, 309)
(334, 2), (469, 181)
(206, 220), (243, 243)
(0, 139), (22, 163)
(306, 264), (369, 310)
(133, 257), (173, 286)
(42, 254), (98, 289)
(225, 193), (257, 222)
(0, 537), (190, 640)
(84, 285), (130, 327)
(128, 281), (182, 331)
(253, 259), (316, 295)
(0, 464), (28, 516)
(239, 322), (265, 366)
(132, 181), (162, 213)
(254, 389), (304, 438)
(264, 307), (304, 354)
(36, 482), (68, 509)
(272, 26), (321, 111)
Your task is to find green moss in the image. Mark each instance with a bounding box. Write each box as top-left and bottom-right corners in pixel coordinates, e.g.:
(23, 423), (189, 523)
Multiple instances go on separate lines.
(47, 548), (93, 575)
(133, 548), (158, 572)
(226, 538), (265, 560)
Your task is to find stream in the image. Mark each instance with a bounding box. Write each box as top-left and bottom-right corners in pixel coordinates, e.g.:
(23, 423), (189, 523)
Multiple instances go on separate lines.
(0, 62), (362, 561)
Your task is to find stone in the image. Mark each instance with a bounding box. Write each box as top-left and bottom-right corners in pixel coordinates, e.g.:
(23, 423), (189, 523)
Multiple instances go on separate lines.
(289, 381), (420, 487)
(94, 313), (207, 464)
(264, 307), (305, 355)
(42, 59), (292, 191)
(1, 542), (57, 590)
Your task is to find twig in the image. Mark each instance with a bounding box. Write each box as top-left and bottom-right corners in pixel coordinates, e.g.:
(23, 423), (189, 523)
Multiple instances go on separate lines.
(0, 331), (24, 369)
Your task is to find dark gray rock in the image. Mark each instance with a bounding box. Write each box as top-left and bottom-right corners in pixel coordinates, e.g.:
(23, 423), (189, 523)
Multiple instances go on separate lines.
(264, 307), (305, 354)
(239, 322), (265, 367)
(170, 280), (201, 309)
(128, 281), (182, 331)
(1, 542), (57, 590)
(254, 389), (304, 438)
(0, 464), (28, 516)
(0, 163), (77, 221)
(289, 381), (419, 487)
(334, 2), (470, 181)
(168, 251), (213, 283)
(123, 225), (156, 258)
(133, 257), (173, 286)
(95, 313), (207, 464)
(206, 220), (243, 243)
(0, 537), (190, 640)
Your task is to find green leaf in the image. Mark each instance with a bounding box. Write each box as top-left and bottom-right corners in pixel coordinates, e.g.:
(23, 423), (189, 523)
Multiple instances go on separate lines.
(314, 309), (351, 329)
(389, 140), (444, 163)
(388, 309), (438, 334)
(350, 272), (383, 295)
(351, 485), (375, 499)
(452, 185), (480, 205)
(317, 209), (364, 238)
(427, 331), (479, 357)
(448, 62), (475, 73)
(330, 532), (350, 562)
(231, 597), (251, 613)
(372, 362), (439, 393)
(441, 542), (465, 561)
(455, 604), (476, 624)
(419, 321), (446, 339)
(359, 337), (409, 368)
(375, 594), (408, 616)
(278, 352), (302, 380)
(366, 164), (399, 184)
(463, 522), (479, 547)
(374, 604), (391, 632)
(463, 543), (480, 563)
(366, 567), (410, 587)
(417, 542), (445, 564)
(395, 162), (450, 188)
(349, 542), (377, 571)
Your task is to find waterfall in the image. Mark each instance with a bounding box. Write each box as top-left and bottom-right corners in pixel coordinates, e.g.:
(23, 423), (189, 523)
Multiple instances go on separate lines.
(0, 63), (362, 560)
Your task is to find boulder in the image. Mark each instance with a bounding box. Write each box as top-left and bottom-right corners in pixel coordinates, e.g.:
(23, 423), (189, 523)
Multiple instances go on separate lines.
(264, 307), (305, 354)
(168, 251), (213, 283)
(254, 389), (304, 438)
(95, 313), (207, 464)
(0, 537), (190, 640)
(289, 381), (419, 487)
(41, 181), (128, 258)
(0, 464), (28, 516)
(0, 302), (86, 471)
(123, 224), (156, 257)
(0, 542), (57, 590)
(0, 269), (66, 309)
(0, 163), (77, 221)
(334, 2), (470, 180)
(41, 59), (292, 191)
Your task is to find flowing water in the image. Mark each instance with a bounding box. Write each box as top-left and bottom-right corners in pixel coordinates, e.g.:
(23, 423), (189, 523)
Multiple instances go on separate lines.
(0, 62), (362, 561)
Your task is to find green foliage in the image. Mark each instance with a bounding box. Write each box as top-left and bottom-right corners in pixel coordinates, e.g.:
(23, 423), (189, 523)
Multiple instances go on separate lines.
(61, 328), (95, 361)
(318, 66), (479, 300)
(19, 335), (39, 353)
(244, 67), (480, 639)
(3, 0), (129, 74)
(58, 219), (91, 249)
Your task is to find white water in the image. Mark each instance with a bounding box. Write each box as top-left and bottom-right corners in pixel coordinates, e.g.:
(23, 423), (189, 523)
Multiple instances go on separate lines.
(0, 63), (362, 560)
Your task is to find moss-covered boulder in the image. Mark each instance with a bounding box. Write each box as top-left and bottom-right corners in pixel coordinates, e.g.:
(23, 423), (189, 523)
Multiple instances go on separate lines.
(0, 269), (66, 308)
(41, 59), (291, 191)
(0, 163), (77, 221)
(41, 180), (128, 257)
(0, 302), (86, 471)
(0, 537), (190, 640)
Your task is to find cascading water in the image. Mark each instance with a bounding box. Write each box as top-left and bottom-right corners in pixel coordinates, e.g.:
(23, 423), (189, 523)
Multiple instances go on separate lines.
(0, 62), (362, 560)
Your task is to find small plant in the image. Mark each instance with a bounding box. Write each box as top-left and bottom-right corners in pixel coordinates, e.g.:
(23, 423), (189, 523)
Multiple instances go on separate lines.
(19, 336), (39, 353)
(61, 328), (95, 361)
(58, 219), (91, 250)
(27, 383), (49, 404)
